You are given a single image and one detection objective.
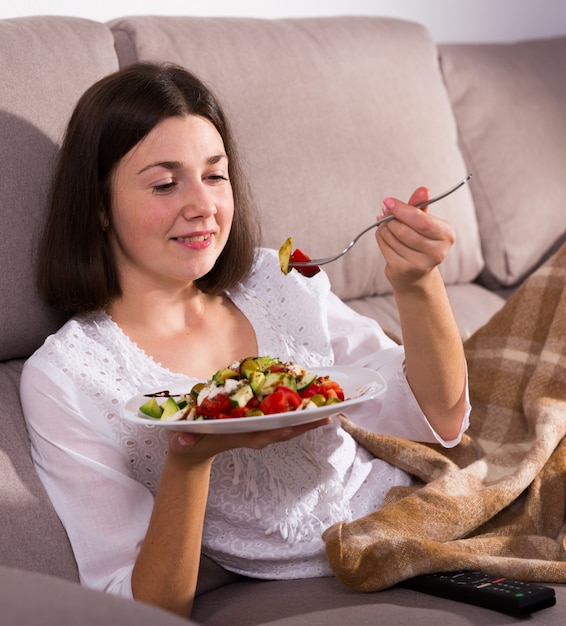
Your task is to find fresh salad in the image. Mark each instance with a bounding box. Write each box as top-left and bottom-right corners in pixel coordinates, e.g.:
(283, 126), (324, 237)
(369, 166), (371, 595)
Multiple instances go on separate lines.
(138, 356), (344, 422)
(278, 237), (321, 278)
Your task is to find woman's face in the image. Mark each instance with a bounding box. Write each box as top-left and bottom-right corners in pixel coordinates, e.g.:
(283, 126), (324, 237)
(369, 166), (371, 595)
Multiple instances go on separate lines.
(109, 114), (234, 296)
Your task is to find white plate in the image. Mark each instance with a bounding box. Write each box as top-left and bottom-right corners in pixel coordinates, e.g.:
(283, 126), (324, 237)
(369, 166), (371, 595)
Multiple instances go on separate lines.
(122, 366), (386, 434)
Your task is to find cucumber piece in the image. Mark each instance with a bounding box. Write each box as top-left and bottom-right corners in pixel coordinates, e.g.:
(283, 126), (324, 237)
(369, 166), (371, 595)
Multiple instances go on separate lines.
(325, 396), (342, 405)
(278, 237), (293, 275)
(253, 356), (282, 371)
(160, 397), (180, 420)
(309, 393), (327, 407)
(248, 370), (266, 394)
(190, 382), (205, 400)
(139, 396), (163, 419)
(260, 372), (296, 395)
(240, 357), (259, 378)
(296, 371), (318, 392)
(213, 367), (240, 383)
(229, 383), (254, 408)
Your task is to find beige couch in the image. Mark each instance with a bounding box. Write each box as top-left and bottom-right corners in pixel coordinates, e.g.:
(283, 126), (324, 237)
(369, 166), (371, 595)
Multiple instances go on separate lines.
(1, 14), (565, 625)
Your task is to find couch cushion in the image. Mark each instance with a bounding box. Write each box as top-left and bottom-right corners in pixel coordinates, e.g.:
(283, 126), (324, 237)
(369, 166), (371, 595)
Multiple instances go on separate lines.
(0, 361), (78, 580)
(110, 16), (483, 301)
(191, 575), (566, 625)
(440, 36), (566, 289)
(0, 565), (194, 626)
(0, 16), (119, 361)
(348, 282), (506, 341)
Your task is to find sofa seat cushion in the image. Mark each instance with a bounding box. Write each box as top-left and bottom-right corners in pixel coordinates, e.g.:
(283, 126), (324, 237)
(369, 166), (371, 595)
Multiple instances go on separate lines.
(346, 282), (506, 341)
(0, 566), (193, 626)
(440, 36), (566, 289)
(192, 575), (566, 625)
(110, 16), (483, 302)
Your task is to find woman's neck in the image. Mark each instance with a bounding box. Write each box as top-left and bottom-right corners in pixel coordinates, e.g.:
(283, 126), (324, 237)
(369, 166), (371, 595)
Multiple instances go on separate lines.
(106, 287), (257, 379)
(106, 283), (210, 338)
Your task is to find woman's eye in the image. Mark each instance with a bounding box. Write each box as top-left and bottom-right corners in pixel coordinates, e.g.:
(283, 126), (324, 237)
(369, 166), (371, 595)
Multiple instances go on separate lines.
(207, 174), (229, 183)
(153, 181), (177, 194)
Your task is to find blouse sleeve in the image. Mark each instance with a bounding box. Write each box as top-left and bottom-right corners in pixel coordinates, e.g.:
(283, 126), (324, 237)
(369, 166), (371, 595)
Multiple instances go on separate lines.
(20, 355), (153, 598)
(324, 285), (470, 447)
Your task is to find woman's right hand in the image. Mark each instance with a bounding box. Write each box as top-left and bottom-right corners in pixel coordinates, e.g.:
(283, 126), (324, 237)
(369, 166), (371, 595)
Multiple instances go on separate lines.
(166, 417), (332, 465)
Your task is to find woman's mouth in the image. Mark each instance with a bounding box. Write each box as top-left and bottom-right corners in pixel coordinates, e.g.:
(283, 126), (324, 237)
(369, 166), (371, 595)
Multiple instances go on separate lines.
(171, 232), (214, 250)
(173, 234), (211, 243)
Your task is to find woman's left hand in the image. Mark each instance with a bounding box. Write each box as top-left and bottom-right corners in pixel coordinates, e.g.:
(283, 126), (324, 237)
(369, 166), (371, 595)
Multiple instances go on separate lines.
(166, 417), (332, 465)
(375, 186), (456, 291)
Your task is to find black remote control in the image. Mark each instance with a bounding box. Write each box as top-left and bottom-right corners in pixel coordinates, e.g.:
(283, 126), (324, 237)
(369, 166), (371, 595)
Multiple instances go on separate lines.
(400, 570), (556, 617)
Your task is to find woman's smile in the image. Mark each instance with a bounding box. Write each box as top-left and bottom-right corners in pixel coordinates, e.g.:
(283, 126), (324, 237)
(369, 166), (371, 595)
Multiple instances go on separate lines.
(172, 231), (215, 248)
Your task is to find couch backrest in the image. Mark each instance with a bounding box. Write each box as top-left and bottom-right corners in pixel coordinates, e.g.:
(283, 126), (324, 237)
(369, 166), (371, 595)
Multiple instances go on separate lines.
(0, 16), (120, 580)
(440, 36), (566, 290)
(110, 16), (483, 302)
(0, 16), (119, 362)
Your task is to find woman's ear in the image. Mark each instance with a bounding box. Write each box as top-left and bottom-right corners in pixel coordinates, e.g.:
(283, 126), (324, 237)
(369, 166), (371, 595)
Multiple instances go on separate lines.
(100, 210), (110, 231)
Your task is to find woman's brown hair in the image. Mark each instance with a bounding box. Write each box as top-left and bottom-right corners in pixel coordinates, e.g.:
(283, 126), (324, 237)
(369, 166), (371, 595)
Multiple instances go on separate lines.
(38, 62), (260, 313)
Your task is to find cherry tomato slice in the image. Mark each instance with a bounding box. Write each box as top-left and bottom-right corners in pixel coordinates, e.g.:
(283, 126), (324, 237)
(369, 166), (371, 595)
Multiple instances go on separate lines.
(299, 381), (323, 399)
(259, 386), (303, 414)
(320, 379), (345, 401)
(197, 393), (232, 418)
(290, 248), (321, 278)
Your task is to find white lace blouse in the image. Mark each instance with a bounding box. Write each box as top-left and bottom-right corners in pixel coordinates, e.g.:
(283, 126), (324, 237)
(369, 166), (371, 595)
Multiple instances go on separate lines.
(20, 248), (469, 598)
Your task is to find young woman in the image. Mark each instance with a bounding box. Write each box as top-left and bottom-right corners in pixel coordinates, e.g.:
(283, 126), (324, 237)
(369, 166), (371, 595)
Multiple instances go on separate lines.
(20, 62), (469, 617)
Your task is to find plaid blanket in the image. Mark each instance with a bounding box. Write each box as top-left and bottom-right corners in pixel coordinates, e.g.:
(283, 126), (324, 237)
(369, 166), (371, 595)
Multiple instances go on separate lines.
(323, 244), (566, 591)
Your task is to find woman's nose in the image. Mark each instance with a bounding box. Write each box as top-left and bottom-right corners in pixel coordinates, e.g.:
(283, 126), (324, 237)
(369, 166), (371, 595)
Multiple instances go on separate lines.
(181, 182), (217, 218)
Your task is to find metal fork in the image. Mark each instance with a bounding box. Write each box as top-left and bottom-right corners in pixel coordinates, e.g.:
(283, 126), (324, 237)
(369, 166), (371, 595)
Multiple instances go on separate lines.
(288, 174), (472, 268)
